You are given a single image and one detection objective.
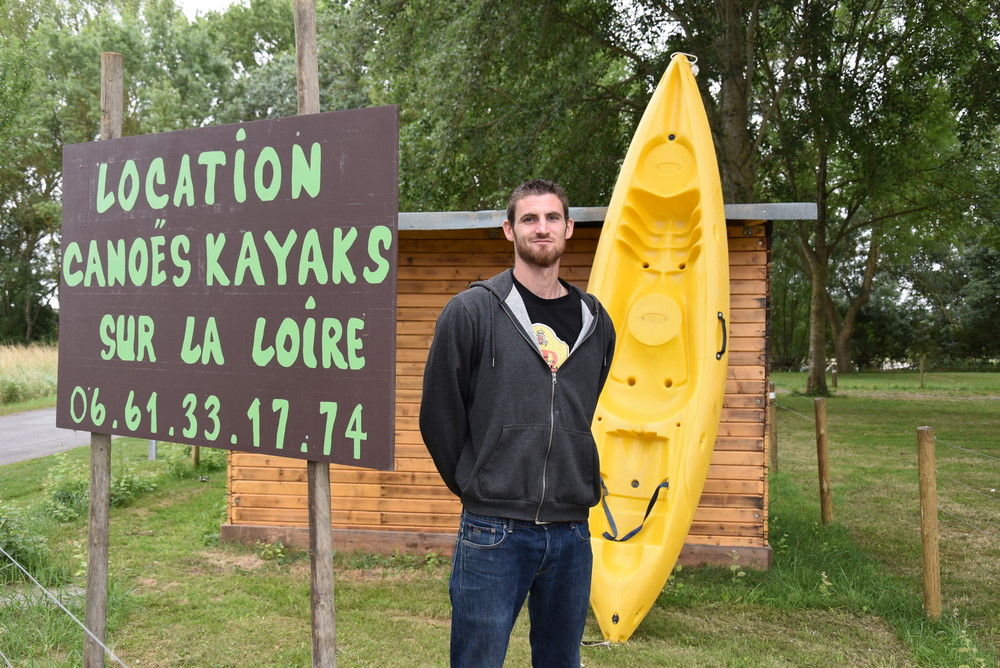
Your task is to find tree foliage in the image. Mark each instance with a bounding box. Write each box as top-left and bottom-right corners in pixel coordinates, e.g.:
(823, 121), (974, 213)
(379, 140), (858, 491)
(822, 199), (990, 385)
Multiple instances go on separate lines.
(0, 0), (998, 374)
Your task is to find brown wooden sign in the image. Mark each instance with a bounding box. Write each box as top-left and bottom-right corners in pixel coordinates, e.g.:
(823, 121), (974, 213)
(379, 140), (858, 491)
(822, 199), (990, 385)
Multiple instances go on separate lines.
(57, 106), (398, 470)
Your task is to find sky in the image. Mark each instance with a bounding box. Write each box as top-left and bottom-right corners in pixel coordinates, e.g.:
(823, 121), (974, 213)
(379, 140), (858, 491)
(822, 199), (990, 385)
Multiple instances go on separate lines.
(175, 0), (243, 21)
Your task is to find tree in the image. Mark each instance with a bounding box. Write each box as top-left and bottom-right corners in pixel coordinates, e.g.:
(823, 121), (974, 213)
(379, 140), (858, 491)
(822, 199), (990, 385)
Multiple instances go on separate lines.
(758, 1), (1000, 392)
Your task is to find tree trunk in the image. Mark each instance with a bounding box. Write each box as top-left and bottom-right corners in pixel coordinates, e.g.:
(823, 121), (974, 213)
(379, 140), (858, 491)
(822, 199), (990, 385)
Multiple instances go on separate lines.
(824, 233), (880, 374)
(806, 263), (830, 395)
(712, 0), (757, 203)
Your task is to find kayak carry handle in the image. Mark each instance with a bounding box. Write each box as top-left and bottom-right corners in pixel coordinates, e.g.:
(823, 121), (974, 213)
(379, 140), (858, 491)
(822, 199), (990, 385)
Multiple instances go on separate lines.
(716, 312), (727, 360)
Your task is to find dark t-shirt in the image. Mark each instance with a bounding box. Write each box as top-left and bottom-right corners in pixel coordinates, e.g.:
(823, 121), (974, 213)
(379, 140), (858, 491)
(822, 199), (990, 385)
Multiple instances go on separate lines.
(512, 276), (582, 372)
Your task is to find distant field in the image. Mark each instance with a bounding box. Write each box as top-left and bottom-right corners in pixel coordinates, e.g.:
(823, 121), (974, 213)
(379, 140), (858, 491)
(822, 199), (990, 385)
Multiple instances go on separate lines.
(0, 343), (57, 410)
(771, 370), (1000, 397)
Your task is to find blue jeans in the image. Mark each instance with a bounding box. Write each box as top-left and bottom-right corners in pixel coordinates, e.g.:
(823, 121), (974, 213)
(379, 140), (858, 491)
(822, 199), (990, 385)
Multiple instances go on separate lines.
(449, 510), (592, 668)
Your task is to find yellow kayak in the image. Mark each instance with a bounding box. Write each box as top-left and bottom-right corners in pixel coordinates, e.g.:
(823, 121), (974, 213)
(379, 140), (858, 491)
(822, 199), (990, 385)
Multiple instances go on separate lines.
(587, 53), (730, 642)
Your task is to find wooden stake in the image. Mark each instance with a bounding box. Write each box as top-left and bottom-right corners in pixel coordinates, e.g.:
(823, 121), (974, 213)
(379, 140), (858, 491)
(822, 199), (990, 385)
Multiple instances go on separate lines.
(85, 433), (112, 668)
(100, 52), (123, 141)
(917, 426), (941, 620)
(84, 51), (122, 668)
(767, 382), (777, 473)
(814, 397), (832, 524)
(294, 2), (336, 665)
(191, 445), (201, 469)
(295, 0), (320, 116)
(308, 461), (337, 667)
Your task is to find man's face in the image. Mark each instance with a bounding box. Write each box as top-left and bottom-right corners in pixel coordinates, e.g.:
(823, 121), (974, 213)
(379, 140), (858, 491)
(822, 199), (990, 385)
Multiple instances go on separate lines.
(503, 193), (574, 269)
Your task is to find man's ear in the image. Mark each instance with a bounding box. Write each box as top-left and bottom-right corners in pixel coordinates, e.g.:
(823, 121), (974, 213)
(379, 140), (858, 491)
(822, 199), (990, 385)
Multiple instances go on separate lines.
(565, 217), (575, 240)
(502, 219), (515, 242)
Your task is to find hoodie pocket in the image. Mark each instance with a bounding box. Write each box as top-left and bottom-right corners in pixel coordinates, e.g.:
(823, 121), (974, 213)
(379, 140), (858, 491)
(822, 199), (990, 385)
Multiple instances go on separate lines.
(474, 425), (548, 502)
(547, 427), (599, 506)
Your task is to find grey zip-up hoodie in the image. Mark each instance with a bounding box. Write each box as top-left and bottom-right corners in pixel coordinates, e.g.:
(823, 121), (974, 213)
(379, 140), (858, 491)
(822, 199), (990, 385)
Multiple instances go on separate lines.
(419, 269), (616, 522)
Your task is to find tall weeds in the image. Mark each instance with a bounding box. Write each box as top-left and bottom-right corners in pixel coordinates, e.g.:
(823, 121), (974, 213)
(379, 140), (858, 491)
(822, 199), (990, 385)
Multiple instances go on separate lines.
(0, 344), (57, 405)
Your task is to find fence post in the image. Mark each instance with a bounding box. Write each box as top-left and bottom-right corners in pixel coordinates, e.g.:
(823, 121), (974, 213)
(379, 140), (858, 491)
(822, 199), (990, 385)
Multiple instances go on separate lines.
(814, 397), (833, 524)
(767, 382), (777, 473)
(917, 426), (942, 620)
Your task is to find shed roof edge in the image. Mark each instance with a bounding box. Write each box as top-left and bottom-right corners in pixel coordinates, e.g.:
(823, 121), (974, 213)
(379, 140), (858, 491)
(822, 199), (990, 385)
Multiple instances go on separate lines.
(398, 203), (817, 229)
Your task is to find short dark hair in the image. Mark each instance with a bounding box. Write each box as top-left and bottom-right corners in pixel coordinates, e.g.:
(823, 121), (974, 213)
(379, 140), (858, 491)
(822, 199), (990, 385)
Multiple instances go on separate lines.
(505, 179), (570, 224)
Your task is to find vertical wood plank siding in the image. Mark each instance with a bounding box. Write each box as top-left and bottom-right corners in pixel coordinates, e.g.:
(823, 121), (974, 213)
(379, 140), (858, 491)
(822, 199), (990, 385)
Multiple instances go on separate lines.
(225, 223), (770, 559)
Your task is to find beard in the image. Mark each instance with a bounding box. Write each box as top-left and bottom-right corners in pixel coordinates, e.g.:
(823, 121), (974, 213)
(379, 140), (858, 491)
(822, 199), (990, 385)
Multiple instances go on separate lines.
(514, 234), (566, 268)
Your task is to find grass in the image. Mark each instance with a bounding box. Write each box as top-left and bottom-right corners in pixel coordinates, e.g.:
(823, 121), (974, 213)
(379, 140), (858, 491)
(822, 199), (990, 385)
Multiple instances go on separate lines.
(0, 371), (997, 666)
(0, 343), (58, 408)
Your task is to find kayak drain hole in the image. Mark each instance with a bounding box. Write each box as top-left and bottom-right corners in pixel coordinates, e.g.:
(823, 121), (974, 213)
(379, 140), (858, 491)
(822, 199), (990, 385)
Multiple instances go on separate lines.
(679, 263), (687, 270)
(664, 379), (673, 388)
(612, 613), (620, 624)
(642, 262), (650, 269)
(667, 134), (676, 141)
(631, 479), (640, 488)
(627, 377), (636, 386)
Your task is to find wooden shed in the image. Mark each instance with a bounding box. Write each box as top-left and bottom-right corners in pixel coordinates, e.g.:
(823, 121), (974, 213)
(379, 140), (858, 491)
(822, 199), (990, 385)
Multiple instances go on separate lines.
(220, 203), (815, 568)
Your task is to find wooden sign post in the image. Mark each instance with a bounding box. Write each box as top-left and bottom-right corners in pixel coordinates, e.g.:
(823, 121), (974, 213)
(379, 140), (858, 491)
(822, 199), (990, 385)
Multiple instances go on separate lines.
(294, 1), (337, 664)
(83, 51), (122, 668)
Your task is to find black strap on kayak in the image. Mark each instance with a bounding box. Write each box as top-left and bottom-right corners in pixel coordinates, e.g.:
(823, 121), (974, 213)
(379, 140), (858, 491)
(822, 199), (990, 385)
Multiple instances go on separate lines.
(599, 478), (670, 542)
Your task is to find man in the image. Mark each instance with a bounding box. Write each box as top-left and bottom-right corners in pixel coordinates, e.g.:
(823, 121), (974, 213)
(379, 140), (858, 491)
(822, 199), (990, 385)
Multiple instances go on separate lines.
(420, 179), (616, 667)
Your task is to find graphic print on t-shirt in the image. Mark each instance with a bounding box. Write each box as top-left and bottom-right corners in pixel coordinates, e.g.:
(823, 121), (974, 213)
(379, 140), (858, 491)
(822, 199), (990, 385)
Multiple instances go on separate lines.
(533, 323), (570, 372)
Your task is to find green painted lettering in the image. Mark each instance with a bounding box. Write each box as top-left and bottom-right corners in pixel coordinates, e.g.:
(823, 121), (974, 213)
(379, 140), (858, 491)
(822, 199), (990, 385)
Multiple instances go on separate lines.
(127, 238), (149, 286)
(96, 163), (115, 213)
(105, 239), (126, 286)
(205, 233), (230, 286)
(84, 240), (105, 287)
(233, 128), (248, 202)
(63, 242), (83, 286)
(298, 229), (328, 285)
(253, 146), (281, 201)
(347, 317), (365, 370)
(363, 225), (393, 284)
(331, 227), (358, 284)
(263, 230), (297, 286)
(150, 236), (167, 286)
(145, 157), (169, 209)
(173, 154), (195, 207)
(275, 318), (299, 367)
(170, 235), (191, 287)
(251, 317), (273, 366)
(117, 160), (140, 211)
(197, 150), (227, 205)
(321, 318), (346, 369)
(235, 232), (264, 286)
(302, 298), (317, 368)
(291, 142), (321, 199)
(99, 314), (115, 360)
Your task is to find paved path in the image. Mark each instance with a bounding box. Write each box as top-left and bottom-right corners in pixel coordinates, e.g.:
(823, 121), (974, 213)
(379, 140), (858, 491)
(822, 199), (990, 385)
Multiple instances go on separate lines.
(0, 407), (92, 466)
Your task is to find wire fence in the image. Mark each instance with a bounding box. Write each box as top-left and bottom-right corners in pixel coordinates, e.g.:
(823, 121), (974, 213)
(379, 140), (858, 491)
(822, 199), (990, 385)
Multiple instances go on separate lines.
(774, 398), (998, 531)
(933, 437), (1000, 538)
(775, 401), (814, 422)
(0, 544), (128, 667)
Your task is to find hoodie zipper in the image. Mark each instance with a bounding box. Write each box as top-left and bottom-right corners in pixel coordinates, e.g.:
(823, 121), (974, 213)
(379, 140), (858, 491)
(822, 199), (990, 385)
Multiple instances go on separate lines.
(534, 370), (558, 523)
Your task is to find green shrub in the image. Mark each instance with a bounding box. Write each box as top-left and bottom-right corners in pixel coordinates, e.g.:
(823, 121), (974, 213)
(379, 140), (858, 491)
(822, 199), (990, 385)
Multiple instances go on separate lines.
(0, 504), (50, 584)
(164, 445), (226, 479)
(43, 453), (157, 522)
